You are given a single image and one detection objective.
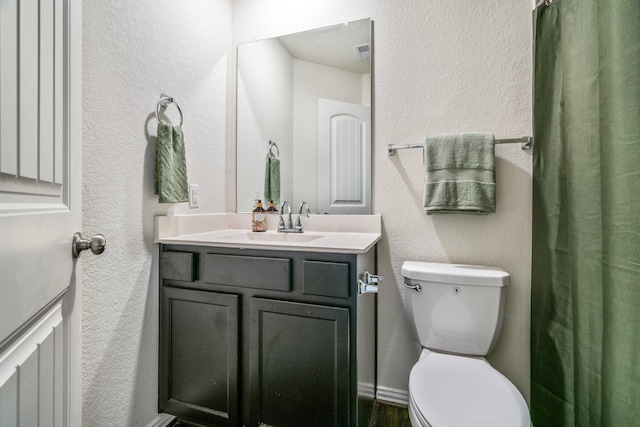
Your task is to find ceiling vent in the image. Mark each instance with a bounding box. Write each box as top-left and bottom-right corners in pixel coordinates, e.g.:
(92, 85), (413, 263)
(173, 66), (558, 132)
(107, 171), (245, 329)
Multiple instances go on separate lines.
(353, 43), (371, 60)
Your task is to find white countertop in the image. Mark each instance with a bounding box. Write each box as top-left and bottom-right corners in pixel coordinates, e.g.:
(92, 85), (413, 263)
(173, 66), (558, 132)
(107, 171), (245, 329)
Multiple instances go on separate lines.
(155, 214), (382, 254)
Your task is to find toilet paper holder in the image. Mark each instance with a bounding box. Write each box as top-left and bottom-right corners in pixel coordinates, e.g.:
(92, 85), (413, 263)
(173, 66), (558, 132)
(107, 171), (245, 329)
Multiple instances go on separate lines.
(358, 271), (383, 295)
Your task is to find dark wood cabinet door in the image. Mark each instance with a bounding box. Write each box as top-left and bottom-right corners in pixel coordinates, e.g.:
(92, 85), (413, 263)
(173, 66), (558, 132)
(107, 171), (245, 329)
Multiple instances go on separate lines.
(160, 287), (239, 426)
(249, 298), (350, 427)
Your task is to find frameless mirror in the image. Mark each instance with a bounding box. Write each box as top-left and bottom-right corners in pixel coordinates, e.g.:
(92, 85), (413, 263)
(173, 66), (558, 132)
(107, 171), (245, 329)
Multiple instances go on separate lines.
(236, 19), (372, 214)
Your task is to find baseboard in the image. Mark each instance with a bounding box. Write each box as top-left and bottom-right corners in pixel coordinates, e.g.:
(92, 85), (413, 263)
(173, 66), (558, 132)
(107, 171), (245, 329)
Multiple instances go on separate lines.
(358, 381), (376, 399)
(376, 385), (410, 406)
(145, 413), (177, 427)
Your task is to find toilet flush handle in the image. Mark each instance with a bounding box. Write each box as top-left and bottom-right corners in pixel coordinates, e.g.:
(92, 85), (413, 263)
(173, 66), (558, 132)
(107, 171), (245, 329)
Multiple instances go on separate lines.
(404, 282), (422, 292)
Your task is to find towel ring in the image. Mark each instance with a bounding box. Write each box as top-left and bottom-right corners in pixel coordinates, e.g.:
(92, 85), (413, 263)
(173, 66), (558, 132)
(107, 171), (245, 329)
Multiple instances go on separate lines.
(155, 93), (183, 126)
(268, 140), (279, 158)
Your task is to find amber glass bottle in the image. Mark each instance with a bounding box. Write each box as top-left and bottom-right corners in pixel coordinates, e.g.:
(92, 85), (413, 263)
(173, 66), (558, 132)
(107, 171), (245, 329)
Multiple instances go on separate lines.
(252, 200), (267, 232)
(266, 200), (279, 215)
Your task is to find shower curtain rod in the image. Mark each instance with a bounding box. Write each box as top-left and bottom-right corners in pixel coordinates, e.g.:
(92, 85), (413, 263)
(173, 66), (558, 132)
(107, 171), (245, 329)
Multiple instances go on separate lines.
(387, 136), (533, 156)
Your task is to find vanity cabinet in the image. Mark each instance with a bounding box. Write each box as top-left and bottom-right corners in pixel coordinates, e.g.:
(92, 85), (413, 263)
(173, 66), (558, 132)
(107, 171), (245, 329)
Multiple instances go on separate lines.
(158, 245), (376, 427)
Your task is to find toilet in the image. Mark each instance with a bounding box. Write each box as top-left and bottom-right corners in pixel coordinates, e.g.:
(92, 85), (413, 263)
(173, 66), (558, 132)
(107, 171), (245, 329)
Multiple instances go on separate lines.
(401, 261), (530, 427)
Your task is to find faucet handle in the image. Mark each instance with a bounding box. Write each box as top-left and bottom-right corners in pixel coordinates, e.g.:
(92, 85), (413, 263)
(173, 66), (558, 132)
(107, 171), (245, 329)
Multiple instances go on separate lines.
(298, 201), (310, 217)
(277, 201), (288, 231)
(295, 201), (310, 231)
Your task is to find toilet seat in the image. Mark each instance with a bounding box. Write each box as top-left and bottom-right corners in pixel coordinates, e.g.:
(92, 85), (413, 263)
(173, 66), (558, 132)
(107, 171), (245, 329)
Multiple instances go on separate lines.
(409, 349), (529, 427)
(409, 393), (432, 427)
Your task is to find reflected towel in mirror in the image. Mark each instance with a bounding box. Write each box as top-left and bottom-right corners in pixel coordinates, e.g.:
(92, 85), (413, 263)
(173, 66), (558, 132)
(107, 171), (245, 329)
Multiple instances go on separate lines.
(264, 152), (280, 204)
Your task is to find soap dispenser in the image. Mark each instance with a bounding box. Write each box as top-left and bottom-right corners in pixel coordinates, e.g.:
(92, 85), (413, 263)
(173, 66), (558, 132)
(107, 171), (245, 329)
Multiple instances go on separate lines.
(252, 200), (267, 232)
(266, 200), (278, 215)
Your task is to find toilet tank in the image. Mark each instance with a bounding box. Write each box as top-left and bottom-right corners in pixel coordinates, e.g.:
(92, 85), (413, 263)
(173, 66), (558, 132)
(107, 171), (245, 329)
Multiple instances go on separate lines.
(401, 261), (509, 356)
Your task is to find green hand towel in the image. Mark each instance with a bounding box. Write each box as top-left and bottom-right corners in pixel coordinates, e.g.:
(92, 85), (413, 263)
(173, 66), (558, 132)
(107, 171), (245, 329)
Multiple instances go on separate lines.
(423, 133), (495, 214)
(264, 154), (280, 204)
(155, 121), (189, 203)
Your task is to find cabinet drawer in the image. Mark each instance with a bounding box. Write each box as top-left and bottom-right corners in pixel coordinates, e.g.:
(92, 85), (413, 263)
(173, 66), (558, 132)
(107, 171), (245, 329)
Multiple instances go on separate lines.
(203, 254), (292, 291)
(303, 260), (350, 299)
(160, 251), (195, 282)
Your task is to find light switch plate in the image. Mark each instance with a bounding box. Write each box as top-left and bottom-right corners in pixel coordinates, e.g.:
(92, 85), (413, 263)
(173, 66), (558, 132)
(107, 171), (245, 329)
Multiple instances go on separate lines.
(189, 184), (199, 208)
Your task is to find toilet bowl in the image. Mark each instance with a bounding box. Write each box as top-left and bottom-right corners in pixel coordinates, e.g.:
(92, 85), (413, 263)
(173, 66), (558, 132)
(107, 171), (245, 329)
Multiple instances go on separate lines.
(401, 261), (530, 427)
(408, 349), (529, 427)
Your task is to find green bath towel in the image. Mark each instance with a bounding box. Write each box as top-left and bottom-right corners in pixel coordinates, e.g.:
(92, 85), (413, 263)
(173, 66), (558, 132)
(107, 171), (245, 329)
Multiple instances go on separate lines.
(264, 154), (280, 204)
(155, 121), (189, 203)
(423, 133), (496, 214)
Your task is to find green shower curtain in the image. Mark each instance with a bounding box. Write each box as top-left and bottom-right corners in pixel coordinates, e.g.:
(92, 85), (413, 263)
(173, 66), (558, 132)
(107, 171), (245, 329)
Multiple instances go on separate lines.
(531, 1), (640, 426)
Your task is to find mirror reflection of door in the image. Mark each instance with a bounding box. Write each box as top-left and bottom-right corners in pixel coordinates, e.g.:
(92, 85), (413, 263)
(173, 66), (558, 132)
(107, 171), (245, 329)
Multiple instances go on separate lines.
(318, 99), (371, 214)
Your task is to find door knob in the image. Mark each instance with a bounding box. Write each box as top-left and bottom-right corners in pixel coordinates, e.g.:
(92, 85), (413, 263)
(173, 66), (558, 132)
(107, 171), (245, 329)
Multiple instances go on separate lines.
(72, 232), (106, 258)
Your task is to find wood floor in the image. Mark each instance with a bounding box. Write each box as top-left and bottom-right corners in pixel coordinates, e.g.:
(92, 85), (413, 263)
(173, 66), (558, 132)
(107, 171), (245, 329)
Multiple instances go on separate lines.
(173, 400), (412, 427)
(370, 401), (412, 427)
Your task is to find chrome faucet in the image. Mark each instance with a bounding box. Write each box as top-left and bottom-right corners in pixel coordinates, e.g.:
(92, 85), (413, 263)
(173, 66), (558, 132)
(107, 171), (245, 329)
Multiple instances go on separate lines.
(278, 201), (294, 232)
(278, 201), (309, 233)
(294, 201), (310, 231)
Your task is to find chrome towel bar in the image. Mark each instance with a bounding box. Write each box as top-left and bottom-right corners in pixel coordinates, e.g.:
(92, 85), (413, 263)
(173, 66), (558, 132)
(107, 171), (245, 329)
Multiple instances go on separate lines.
(387, 136), (533, 156)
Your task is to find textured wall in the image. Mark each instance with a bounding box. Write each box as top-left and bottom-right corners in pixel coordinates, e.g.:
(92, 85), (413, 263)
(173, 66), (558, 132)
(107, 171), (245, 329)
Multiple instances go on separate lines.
(232, 0), (533, 400)
(82, 1), (232, 425)
(82, 1), (532, 424)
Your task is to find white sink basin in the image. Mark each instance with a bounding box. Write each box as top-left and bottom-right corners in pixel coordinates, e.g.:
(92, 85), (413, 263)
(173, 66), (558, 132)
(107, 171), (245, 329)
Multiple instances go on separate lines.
(216, 232), (323, 244)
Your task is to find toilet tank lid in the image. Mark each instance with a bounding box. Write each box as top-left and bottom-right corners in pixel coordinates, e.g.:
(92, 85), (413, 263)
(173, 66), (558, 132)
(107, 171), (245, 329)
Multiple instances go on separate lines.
(401, 261), (510, 287)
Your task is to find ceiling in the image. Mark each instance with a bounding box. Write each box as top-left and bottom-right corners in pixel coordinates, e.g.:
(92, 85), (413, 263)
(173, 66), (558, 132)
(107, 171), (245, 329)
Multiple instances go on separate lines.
(277, 19), (371, 74)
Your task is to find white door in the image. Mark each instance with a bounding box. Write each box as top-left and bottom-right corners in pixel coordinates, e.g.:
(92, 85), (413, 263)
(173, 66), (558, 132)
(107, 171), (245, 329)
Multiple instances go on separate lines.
(0, 1), (84, 426)
(318, 99), (371, 214)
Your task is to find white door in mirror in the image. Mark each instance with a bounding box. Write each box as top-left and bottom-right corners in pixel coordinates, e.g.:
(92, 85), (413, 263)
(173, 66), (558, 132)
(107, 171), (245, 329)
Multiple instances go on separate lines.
(318, 99), (371, 214)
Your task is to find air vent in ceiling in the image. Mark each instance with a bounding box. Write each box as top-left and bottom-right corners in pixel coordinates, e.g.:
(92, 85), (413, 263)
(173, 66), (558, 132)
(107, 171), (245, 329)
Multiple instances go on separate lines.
(353, 43), (371, 60)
